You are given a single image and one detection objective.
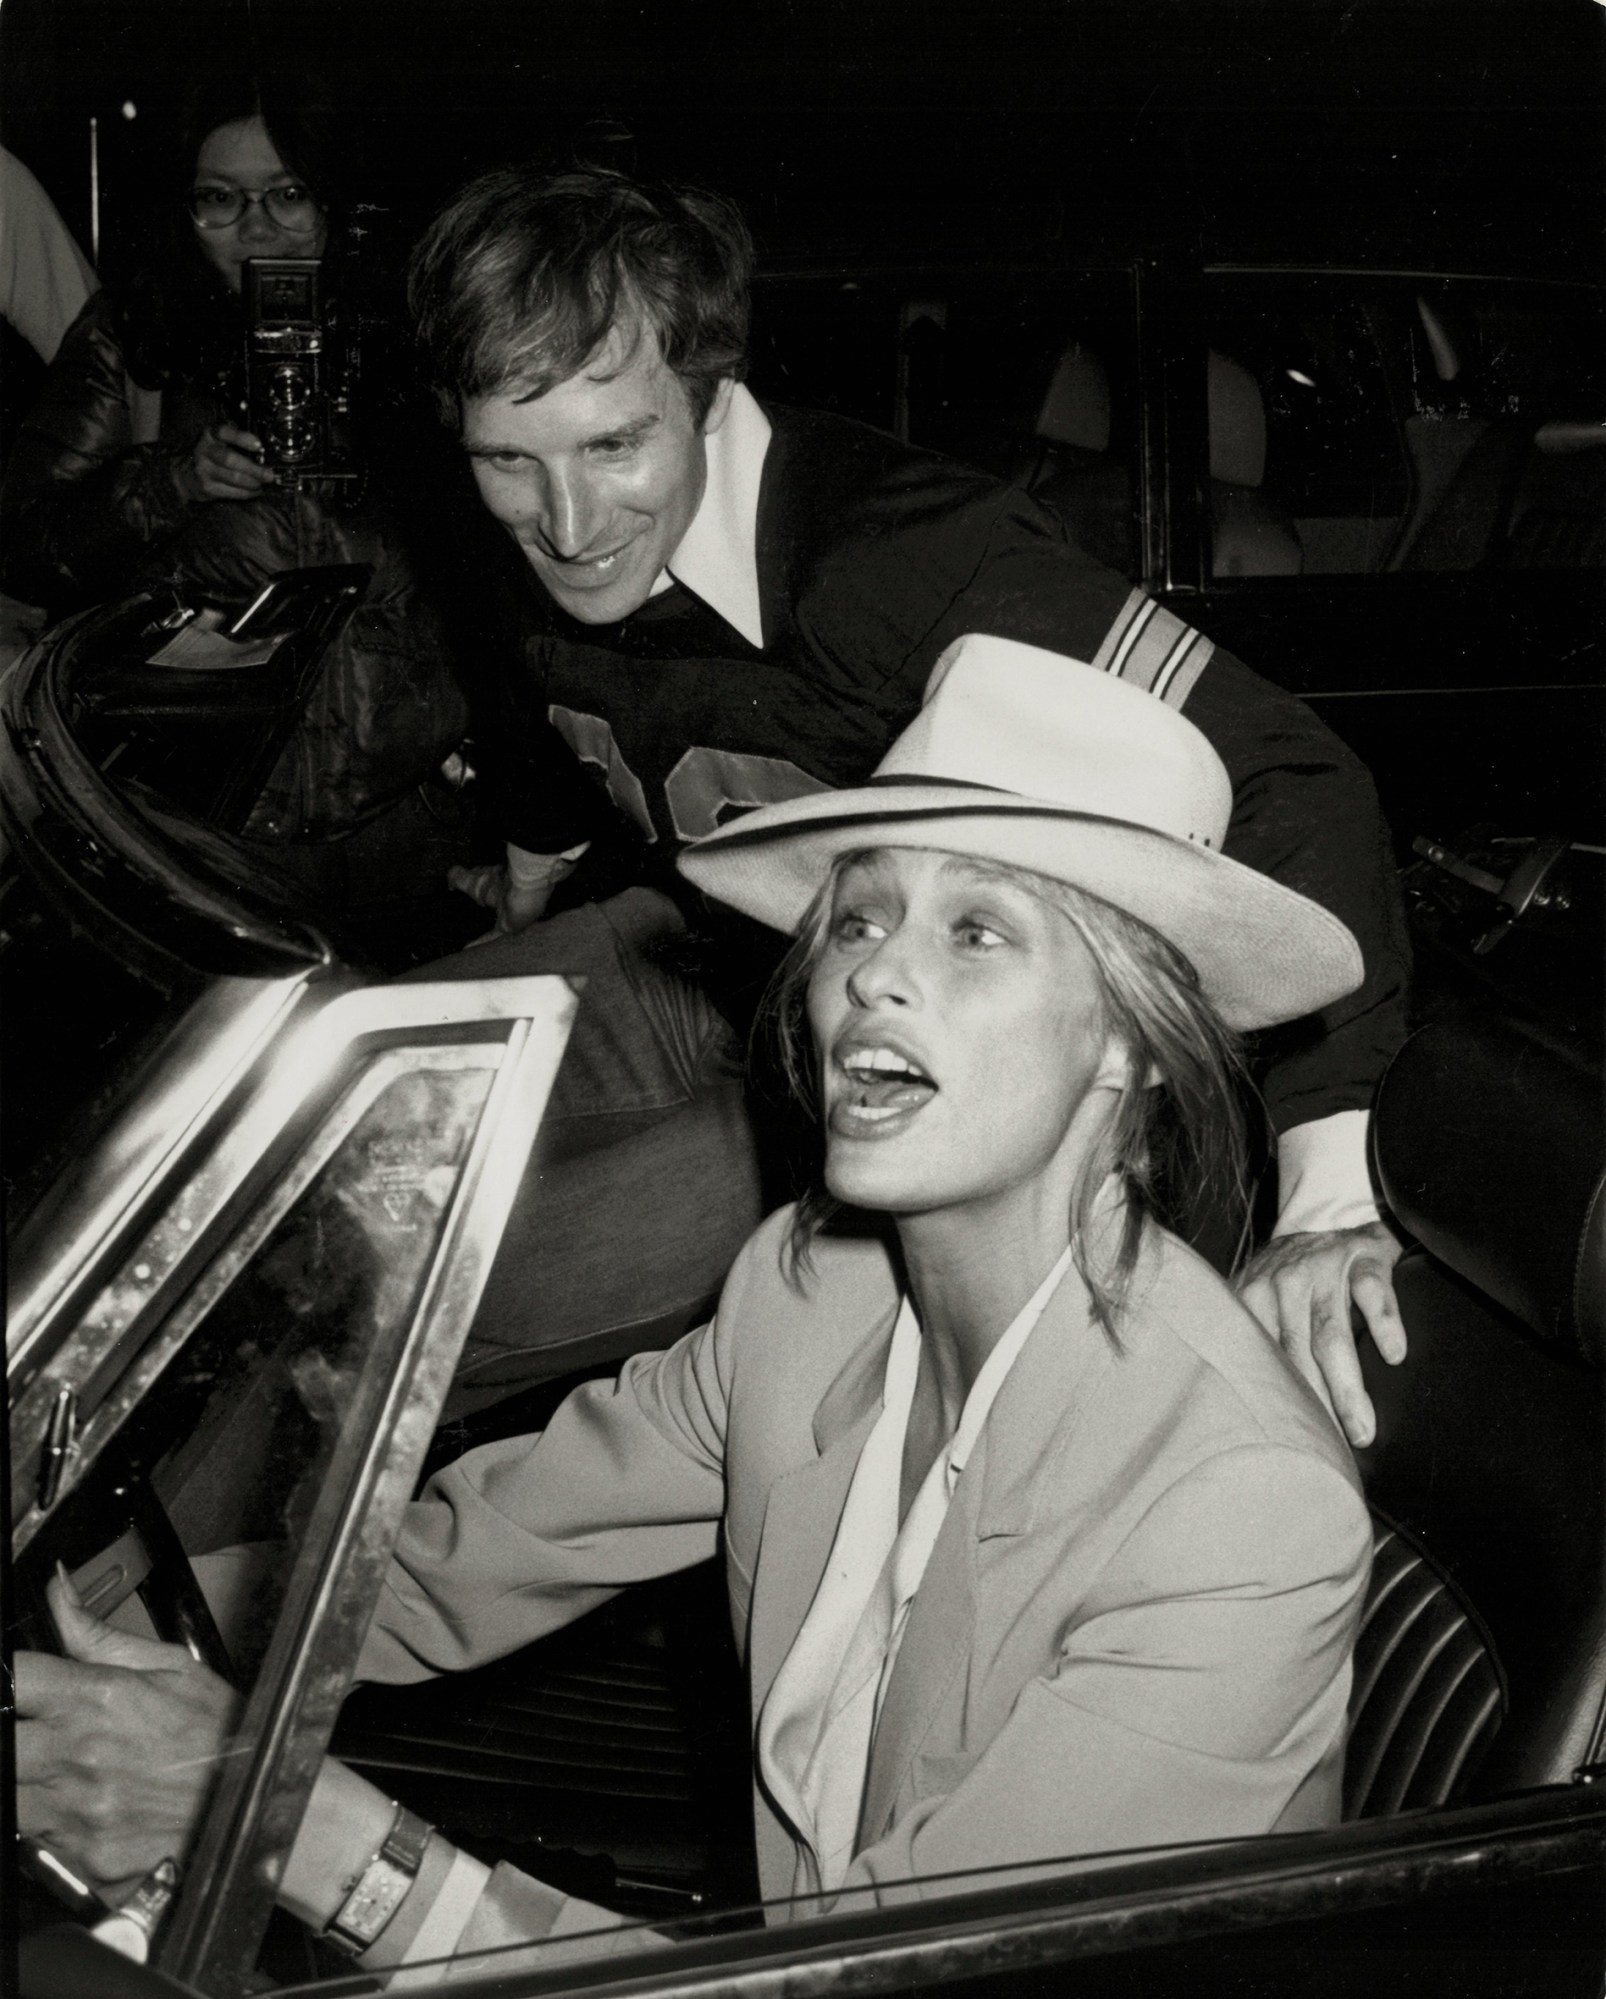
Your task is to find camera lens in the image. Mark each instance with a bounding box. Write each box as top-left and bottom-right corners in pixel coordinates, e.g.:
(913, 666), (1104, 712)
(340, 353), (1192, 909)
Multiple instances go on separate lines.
(268, 367), (312, 412)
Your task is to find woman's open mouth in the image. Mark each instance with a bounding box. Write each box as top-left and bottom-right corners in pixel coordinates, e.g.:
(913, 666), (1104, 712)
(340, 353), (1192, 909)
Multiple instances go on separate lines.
(830, 1044), (938, 1137)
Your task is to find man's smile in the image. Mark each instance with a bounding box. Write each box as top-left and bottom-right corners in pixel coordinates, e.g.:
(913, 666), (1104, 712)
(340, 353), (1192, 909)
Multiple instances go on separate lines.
(462, 333), (727, 626)
(539, 540), (637, 580)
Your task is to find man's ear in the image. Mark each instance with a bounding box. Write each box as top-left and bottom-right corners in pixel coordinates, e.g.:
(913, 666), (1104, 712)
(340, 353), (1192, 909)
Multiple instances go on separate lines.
(700, 377), (737, 436)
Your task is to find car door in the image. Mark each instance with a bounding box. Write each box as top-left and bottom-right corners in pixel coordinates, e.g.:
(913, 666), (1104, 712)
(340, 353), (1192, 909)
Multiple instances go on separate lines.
(10, 964), (576, 1994)
(220, 1786), (1603, 1998)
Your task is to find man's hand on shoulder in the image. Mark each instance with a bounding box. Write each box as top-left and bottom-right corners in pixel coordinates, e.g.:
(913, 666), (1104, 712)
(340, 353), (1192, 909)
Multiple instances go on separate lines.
(1237, 1221), (1407, 1450)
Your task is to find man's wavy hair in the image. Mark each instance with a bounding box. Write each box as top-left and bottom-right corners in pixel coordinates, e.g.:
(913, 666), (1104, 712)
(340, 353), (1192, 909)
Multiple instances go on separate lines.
(756, 851), (1258, 1341)
(407, 164), (753, 428)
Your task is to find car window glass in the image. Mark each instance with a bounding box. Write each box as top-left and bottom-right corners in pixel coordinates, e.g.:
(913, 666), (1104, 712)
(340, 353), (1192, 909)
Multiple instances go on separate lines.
(1202, 279), (1409, 578)
(1202, 275), (1605, 580)
(1392, 286), (1606, 573)
(14, 1051), (502, 1978)
(153, 1064), (492, 1659)
(749, 275), (1143, 576)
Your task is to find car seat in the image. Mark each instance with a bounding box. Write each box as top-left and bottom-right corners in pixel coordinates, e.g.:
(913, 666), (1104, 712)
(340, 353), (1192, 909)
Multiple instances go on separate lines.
(1500, 421), (1606, 569)
(1342, 1008), (1605, 1817)
(1207, 351), (1303, 578)
(1017, 341), (1139, 575)
(1395, 417), (1605, 573)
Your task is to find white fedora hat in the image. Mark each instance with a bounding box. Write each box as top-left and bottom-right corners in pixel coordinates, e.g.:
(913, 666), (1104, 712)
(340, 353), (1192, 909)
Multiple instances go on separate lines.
(678, 633), (1363, 1031)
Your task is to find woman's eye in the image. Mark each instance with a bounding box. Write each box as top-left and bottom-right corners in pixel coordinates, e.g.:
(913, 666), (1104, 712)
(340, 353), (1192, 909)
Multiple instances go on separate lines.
(954, 918), (1006, 951)
(273, 185), (311, 207)
(832, 909), (886, 945)
(195, 189), (233, 209)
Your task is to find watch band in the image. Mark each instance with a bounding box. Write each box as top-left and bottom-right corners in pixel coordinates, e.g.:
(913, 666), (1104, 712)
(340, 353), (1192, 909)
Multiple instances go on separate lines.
(322, 1804), (432, 1958)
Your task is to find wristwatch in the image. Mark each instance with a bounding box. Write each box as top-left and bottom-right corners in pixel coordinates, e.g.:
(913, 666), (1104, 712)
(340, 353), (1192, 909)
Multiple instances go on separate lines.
(322, 1804), (432, 1957)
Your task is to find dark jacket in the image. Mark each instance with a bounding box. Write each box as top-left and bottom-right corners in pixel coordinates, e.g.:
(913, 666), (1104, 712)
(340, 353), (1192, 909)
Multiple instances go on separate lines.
(460, 401), (1410, 1137)
(0, 289), (466, 836)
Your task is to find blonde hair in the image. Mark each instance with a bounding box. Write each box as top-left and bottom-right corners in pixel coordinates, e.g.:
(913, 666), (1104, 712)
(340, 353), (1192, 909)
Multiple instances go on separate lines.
(755, 849), (1256, 1339)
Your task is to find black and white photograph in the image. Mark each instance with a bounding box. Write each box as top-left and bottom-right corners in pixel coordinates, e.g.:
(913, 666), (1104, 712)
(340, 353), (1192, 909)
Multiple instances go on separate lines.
(3, 2), (1603, 1994)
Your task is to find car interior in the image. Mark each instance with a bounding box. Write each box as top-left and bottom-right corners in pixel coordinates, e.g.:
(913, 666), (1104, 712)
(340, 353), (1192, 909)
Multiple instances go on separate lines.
(1355, 288), (1604, 577)
(11, 807), (1603, 1987)
(7, 260), (1603, 1993)
(751, 271), (1604, 593)
(1009, 338), (1142, 577)
(326, 846), (1606, 1920)
(1353, 997), (1605, 1810)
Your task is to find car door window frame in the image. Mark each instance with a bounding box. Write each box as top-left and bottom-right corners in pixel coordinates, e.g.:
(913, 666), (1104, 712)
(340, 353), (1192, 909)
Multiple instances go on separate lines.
(10, 971), (577, 1994)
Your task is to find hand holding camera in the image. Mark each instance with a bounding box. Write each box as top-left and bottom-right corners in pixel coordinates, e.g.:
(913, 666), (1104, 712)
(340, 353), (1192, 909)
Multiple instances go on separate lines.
(174, 420), (278, 504)
(234, 257), (359, 490)
(183, 258), (362, 506)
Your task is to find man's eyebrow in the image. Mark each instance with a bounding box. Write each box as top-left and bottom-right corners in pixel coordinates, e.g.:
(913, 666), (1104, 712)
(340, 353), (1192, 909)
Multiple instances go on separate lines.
(579, 411), (661, 446)
(468, 412), (662, 455)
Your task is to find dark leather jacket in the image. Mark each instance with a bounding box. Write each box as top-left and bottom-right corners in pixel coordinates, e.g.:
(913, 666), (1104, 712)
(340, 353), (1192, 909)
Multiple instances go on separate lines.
(0, 290), (466, 837)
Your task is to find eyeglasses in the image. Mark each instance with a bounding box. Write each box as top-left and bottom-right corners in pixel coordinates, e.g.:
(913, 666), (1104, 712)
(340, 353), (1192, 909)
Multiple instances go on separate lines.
(188, 183), (322, 231)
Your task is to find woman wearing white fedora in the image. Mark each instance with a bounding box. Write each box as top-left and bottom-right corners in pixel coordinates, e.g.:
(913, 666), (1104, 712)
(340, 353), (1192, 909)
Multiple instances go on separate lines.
(20, 634), (1373, 1970)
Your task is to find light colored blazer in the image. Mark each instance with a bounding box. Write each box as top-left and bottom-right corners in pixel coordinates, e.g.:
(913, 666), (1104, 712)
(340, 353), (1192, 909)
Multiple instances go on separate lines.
(360, 1205), (1371, 1940)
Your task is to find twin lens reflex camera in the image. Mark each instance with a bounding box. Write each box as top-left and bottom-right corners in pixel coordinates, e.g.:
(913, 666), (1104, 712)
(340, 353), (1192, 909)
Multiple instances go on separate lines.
(234, 258), (360, 490)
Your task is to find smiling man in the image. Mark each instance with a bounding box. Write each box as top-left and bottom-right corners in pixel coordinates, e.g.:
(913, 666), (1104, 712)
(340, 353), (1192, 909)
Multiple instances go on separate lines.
(402, 165), (1410, 1440)
(462, 329), (733, 627)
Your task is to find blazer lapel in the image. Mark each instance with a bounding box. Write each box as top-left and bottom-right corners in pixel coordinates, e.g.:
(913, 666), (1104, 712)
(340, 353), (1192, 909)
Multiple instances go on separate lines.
(858, 1268), (1118, 1847)
(746, 1298), (899, 1717)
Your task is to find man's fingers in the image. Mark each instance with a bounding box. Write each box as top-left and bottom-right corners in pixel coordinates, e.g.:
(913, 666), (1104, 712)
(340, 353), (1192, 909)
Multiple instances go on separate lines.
(446, 867), (510, 946)
(1234, 1224), (1407, 1448)
(1309, 1294), (1378, 1448)
(1318, 1354), (1377, 1449)
(1350, 1262), (1408, 1365)
(447, 864), (500, 908)
(1234, 1272), (1289, 1347)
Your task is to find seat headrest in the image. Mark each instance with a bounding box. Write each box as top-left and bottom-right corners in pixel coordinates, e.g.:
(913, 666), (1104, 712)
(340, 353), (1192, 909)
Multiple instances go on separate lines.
(1534, 419), (1606, 455)
(1035, 344), (1112, 452)
(1375, 1017), (1605, 1366)
(1208, 350), (1268, 489)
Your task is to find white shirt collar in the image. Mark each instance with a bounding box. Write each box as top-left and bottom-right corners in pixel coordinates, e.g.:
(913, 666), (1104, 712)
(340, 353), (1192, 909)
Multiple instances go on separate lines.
(657, 381), (771, 649)
(932, 1243), (1077, 1493)
(755, 1242), (1076, 1896)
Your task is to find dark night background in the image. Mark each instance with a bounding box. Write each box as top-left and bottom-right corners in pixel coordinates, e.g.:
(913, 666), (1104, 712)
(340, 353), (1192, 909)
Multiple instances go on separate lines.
(1, 0), (1602, 285)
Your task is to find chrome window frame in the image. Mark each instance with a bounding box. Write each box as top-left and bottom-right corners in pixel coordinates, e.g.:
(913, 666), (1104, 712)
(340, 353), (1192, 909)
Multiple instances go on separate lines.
(8, 970), (577, 1993)
(265, 1787), (1606, 1999)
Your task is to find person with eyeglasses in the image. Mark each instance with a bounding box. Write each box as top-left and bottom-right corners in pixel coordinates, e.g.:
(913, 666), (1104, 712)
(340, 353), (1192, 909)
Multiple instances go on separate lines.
(175, 110), (330, 504)
(1, 73), (344, 581)
(0, 69), (471, 889)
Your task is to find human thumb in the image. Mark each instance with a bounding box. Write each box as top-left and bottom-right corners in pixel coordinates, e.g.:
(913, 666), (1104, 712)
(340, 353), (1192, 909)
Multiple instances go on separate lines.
(47, 1564), (179, 1674)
